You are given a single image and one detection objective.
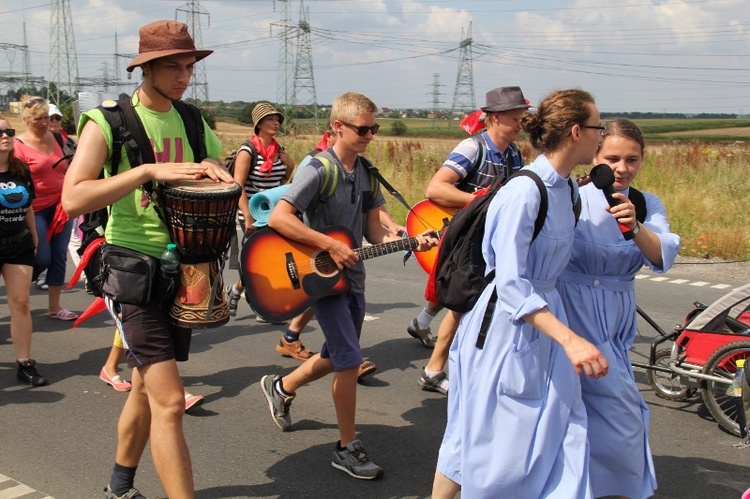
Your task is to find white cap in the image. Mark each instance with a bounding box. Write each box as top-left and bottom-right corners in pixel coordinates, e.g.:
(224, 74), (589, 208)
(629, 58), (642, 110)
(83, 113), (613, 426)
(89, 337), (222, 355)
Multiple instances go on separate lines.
(48, 103), (63, 117)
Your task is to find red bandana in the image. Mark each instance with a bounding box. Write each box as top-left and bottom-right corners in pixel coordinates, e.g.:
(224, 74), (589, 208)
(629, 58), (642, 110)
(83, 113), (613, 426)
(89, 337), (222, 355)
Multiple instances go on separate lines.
(251, 135), (280, 175)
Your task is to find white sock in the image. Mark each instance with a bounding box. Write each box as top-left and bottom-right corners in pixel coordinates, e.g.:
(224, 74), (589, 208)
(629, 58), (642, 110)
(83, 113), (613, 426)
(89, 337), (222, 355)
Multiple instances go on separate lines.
(416, 307), (437, 330)
(424, 367), (443, 377)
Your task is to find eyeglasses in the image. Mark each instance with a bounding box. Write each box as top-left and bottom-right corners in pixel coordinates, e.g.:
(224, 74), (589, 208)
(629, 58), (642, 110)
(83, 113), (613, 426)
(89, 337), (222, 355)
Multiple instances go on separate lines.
(0, 128), (16, 137)
(339, 121), (380, 137)
(25, 98), (46, 108)
(581, 124), (606, 136)
(50, 115), (63, 121)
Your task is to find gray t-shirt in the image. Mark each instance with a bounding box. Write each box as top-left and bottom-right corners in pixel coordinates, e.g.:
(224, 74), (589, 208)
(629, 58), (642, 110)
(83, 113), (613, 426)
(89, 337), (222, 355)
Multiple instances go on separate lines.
(280, 148), (385, 292)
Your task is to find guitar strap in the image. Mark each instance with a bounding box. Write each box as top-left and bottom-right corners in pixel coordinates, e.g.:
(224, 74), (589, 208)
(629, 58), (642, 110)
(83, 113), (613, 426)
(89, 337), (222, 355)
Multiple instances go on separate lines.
(359, 158), (412, 213)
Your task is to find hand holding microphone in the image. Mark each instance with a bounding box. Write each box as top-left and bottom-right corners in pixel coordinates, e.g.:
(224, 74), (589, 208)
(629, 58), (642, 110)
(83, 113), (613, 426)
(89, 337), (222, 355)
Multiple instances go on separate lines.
(589, 164), (636, 240)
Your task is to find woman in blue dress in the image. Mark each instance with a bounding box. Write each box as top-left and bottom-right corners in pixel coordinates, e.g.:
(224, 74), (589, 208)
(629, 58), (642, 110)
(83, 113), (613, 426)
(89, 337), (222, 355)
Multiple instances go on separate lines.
(558, 119), (679, 499)
(432, 89), (610, 499)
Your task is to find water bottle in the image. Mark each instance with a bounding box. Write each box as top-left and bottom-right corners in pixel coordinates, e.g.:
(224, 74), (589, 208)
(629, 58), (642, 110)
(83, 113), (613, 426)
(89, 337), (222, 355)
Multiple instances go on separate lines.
(160, 243), (181, 277)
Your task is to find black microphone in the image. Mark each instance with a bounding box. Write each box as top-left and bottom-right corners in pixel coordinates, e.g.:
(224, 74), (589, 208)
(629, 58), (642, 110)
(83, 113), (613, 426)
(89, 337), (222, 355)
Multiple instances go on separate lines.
(589, 163), (635, 240)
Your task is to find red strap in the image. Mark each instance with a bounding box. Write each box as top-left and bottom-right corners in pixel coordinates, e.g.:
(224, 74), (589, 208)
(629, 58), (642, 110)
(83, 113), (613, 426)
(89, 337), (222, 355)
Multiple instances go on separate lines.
(67, 237), (105, 289)
(73, 297), (106, 328)
(46, 203), (70, 243)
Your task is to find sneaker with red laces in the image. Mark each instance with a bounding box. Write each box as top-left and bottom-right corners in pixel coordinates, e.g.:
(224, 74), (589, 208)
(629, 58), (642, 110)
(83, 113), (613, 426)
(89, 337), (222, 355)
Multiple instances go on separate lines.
(275, 337), (315, 361)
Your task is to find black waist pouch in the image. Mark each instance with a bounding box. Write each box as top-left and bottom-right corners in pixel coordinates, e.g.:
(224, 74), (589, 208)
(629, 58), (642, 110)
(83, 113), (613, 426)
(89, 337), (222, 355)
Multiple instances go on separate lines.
(101, 244), (159, 305)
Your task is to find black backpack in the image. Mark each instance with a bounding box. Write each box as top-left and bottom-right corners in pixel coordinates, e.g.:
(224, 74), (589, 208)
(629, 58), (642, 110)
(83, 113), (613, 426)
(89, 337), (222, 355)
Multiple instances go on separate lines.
(434, 169), (581, 349)
(224, 141), (258, 177)
(434, 170), (550, 314)
(74, 97), (206, 296)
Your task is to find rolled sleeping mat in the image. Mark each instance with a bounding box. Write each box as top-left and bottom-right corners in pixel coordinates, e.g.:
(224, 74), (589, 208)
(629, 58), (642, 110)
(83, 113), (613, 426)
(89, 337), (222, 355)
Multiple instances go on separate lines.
(249, 184), (291, 227)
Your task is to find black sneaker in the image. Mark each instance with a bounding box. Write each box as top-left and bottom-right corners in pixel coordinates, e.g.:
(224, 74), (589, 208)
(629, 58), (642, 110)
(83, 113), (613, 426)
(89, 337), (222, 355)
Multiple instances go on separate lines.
(17, 359), (48, 387)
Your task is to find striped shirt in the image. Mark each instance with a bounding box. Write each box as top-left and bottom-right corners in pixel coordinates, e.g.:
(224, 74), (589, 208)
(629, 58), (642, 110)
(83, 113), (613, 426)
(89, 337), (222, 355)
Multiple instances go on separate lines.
(443, 131), (524, 193)
(238, 144), (287, 223)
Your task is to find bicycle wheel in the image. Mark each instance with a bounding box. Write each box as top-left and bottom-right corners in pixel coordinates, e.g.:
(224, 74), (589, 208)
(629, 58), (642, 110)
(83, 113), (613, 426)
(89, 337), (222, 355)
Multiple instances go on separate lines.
(700, 340), (750, 436)
(647, 348), (696, 401)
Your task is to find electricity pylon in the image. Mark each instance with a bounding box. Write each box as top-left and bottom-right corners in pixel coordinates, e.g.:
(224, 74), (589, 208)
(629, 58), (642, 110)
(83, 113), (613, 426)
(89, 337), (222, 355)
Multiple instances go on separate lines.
(272, 0), (296, 121)
(48, 0), (80, 105)
(292, 0), (318, 126)
(176, 0), (210, 103)
(451, 22), (476, 113)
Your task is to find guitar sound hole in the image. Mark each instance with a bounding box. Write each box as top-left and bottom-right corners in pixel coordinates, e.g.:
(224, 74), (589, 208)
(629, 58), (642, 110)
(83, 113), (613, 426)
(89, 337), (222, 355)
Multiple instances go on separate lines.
(312, 251), (338, 277)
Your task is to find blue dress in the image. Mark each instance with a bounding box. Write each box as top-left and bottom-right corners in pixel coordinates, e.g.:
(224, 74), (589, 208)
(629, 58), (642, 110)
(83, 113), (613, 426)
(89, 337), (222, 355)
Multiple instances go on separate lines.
(437, 155), (592, 498)
(557, 182), (680, 499)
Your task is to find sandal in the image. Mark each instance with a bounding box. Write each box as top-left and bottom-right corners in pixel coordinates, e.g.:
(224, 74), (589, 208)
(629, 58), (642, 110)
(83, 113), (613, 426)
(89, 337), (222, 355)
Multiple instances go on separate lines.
(48, 308), (79, 321)
(358, 360), (377, 380)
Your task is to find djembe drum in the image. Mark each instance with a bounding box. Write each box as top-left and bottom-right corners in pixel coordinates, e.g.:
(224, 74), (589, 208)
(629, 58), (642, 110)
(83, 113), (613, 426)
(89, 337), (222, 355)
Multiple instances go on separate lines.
(158, 179), (242, 329)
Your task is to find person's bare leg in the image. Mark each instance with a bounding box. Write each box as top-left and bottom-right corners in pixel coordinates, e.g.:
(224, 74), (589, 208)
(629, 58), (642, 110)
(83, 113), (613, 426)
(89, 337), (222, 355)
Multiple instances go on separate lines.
(281, 353), (334, 393)
(432, 469), (460, 499)
(114, 368), (151, 469)
(3, 264), (33, 359)
(47, 285), (64, 314)
(331, 366), (359, 446)
(288, 308), (315, 334)
(139, 360), (194, 498)
(425, 310), (461, 373)
(103, 341), (126, 379)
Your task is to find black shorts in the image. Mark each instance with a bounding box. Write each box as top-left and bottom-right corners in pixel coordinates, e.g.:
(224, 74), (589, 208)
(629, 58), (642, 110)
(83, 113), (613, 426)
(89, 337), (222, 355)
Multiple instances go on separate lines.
(119, 303), (192, 368)
(0, 234), (35, 268)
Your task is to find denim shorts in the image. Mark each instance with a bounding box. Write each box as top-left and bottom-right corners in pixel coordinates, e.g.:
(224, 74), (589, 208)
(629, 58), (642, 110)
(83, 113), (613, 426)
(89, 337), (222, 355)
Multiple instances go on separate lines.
(313, 291), (366, 371)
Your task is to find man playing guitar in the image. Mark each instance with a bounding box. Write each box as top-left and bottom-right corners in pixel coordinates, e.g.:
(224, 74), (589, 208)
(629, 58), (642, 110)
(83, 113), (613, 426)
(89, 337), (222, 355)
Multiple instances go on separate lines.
(259, 92), (436, 480)
(409, 86), (531, 396)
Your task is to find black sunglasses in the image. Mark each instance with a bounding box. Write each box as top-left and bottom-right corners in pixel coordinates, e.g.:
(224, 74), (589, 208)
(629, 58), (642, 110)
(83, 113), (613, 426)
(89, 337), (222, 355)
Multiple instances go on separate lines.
(25, 98), (46, 108)
(50, 115), (63, 121)
(0, 128), (16, 137)
(340, 121), (380, 136)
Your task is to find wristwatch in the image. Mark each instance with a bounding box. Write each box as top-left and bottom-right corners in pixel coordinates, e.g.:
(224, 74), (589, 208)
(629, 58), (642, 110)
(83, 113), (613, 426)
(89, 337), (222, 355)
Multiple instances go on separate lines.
(632, 222), (641, 236)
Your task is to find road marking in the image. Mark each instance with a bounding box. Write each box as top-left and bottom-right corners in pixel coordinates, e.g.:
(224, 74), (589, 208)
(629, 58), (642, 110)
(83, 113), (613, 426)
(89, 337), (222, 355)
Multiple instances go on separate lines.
(0, 474), (54, 499)
(363, 314), (379, 321)
(636, 273), (737, 290)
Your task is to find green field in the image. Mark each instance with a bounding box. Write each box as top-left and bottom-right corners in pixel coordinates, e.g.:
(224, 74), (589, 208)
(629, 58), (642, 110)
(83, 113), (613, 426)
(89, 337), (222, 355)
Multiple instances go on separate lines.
(282, 117), (750, 142)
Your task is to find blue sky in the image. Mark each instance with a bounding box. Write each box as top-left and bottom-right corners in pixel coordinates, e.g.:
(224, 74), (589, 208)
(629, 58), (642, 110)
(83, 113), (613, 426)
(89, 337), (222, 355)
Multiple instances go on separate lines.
(4, 0), (750, 114)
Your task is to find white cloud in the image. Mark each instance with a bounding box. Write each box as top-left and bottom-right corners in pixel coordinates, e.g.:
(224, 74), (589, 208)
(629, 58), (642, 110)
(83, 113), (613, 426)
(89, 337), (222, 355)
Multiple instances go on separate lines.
(2, 0), (748, 113)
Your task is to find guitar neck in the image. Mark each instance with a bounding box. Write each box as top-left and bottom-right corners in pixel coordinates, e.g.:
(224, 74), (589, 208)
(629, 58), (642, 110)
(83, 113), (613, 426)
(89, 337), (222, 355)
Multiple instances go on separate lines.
(354, 236), (420, 261)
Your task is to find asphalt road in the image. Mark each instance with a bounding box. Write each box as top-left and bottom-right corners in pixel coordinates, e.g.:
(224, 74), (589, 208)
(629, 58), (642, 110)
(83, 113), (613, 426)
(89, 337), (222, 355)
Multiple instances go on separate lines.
(1, 249), (749, 498)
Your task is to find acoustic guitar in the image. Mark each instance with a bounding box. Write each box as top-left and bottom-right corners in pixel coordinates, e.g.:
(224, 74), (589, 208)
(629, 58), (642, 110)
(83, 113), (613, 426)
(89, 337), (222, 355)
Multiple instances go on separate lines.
(405, 199), (458, 274)
(241, 226), (434, 322)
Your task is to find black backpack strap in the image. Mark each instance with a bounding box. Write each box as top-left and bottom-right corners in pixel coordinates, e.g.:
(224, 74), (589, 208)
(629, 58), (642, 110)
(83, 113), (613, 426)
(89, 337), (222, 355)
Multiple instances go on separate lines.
(50, 132), (70, 169)
(456, 136), (485, 191)
(476, 169), (547, 350)
(628, 187), (647, 223)
(172, 100), (206, 162)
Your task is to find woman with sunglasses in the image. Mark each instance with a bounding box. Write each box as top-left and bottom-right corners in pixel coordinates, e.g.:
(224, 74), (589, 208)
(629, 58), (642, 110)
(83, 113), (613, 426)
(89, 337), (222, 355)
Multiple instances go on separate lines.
(14, 96), (78, 321)
(0, 117), (48, 386)
(557, 119), (679, 499)
(226, 102), (295, 320)
(432, 89), (609, 498)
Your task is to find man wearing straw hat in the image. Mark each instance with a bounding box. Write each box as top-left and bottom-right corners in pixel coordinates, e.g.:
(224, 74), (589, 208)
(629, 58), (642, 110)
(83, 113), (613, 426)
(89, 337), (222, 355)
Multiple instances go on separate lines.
(62, 20), (230, 499)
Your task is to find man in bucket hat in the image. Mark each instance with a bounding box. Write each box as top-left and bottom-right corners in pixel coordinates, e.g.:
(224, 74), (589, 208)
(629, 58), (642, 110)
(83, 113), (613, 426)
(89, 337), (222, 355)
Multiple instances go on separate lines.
(407, 86), (532, 395)
(62, 20), (230, 499)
